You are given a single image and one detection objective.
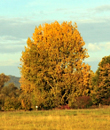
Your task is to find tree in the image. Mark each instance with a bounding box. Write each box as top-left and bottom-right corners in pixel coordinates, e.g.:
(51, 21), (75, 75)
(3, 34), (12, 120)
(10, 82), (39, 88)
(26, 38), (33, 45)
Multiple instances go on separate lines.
(1, 83), (18, 97)
(20, 21), (92, 109)
(91, 55), (110, 105)
(0, 73), (10, 91)
(0, 83), (21, 110)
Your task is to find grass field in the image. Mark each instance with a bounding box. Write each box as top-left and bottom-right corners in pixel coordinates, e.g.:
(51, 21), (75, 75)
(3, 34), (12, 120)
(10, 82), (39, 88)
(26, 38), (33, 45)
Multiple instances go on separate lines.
(0, 107), (110, 130)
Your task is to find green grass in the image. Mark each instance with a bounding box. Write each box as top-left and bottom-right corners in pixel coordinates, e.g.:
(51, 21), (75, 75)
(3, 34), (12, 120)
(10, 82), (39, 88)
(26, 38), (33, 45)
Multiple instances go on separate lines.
(0, 107), (110, 130)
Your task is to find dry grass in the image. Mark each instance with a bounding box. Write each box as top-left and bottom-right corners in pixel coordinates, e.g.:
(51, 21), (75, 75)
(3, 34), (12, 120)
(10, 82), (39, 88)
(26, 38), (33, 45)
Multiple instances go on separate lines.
(0, 107), (110, 130)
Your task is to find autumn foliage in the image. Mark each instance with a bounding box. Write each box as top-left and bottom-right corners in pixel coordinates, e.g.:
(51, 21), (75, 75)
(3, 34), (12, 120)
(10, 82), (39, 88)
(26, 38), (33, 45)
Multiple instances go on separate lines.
(91, 56), (110, 105)
(20, 21), (92, 109)
(1, 21), (110, 111)
(0, 73), (10, 91)
(0, 74), (21, 111)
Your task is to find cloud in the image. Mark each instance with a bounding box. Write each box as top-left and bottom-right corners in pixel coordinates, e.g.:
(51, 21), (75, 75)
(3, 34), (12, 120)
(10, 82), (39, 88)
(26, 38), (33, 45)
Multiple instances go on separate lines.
(85, 42), (110, 52)
(77, 20), (110, 43)
(105, 42), (110, 50)
(0, 16), (56, 38)
(0, 44), (24, 53)
(0, 53), (21, 66)
(95, 5), (110, 12)
(0, 35), (27, 53)
(0, 17), (36, 38)
(0, 36), (26, 44)
(0, 59), (19, 66)
(85, 43), (101, 52)
(84, 42), (110, 72)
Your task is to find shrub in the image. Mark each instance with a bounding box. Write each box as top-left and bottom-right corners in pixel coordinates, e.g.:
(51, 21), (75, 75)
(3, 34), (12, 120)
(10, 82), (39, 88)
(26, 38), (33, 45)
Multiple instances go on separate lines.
(4, 97), (21, 111)
(102, 97), (110, 105)
(60, 104), (70, 109)
(70, 95), (92, 109)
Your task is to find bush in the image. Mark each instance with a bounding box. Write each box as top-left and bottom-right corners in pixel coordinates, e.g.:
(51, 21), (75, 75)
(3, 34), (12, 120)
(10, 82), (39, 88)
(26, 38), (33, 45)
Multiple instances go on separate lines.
(4, 97), (21, 111)
(102, 97), (110, 105)
(59, 104), (70, 109)
(70, 96), (92, 109)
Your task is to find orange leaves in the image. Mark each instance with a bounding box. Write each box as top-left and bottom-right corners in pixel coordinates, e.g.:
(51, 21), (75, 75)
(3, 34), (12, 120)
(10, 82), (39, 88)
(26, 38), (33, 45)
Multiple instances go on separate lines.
(32, 21), (81, 52)
(20, 21), (91, 105)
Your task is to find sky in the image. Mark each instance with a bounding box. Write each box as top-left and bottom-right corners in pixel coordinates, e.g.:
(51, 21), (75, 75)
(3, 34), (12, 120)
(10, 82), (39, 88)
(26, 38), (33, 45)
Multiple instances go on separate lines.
(0, 0), (110, 77)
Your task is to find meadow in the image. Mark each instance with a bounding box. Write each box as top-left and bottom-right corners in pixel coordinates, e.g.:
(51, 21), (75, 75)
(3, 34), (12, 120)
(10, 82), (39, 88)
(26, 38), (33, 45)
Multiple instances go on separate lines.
(0, 107), (110, 130)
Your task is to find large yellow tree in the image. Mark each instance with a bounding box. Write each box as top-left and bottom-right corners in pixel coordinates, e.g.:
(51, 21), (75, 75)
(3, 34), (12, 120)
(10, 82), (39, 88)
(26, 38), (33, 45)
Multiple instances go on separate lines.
(20, 21), (92, 109)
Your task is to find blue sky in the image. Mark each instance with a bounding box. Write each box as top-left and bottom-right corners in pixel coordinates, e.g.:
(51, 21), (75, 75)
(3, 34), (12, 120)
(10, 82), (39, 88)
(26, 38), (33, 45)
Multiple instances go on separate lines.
(0, 0), (110, 77)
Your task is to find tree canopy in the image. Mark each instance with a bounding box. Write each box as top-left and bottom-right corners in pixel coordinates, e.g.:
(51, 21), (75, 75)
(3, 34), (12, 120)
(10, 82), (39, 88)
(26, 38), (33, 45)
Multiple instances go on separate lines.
(91, 55), (110, 105)
(20, 21), (92, 109)
(0, 73), (10, 91)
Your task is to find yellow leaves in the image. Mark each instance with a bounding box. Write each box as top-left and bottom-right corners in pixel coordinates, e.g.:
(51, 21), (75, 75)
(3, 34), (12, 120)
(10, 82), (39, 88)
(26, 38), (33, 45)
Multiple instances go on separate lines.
(20, 20), (91, 100)
(27, 38), (32, 47)
(30, 21), (87, 60)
